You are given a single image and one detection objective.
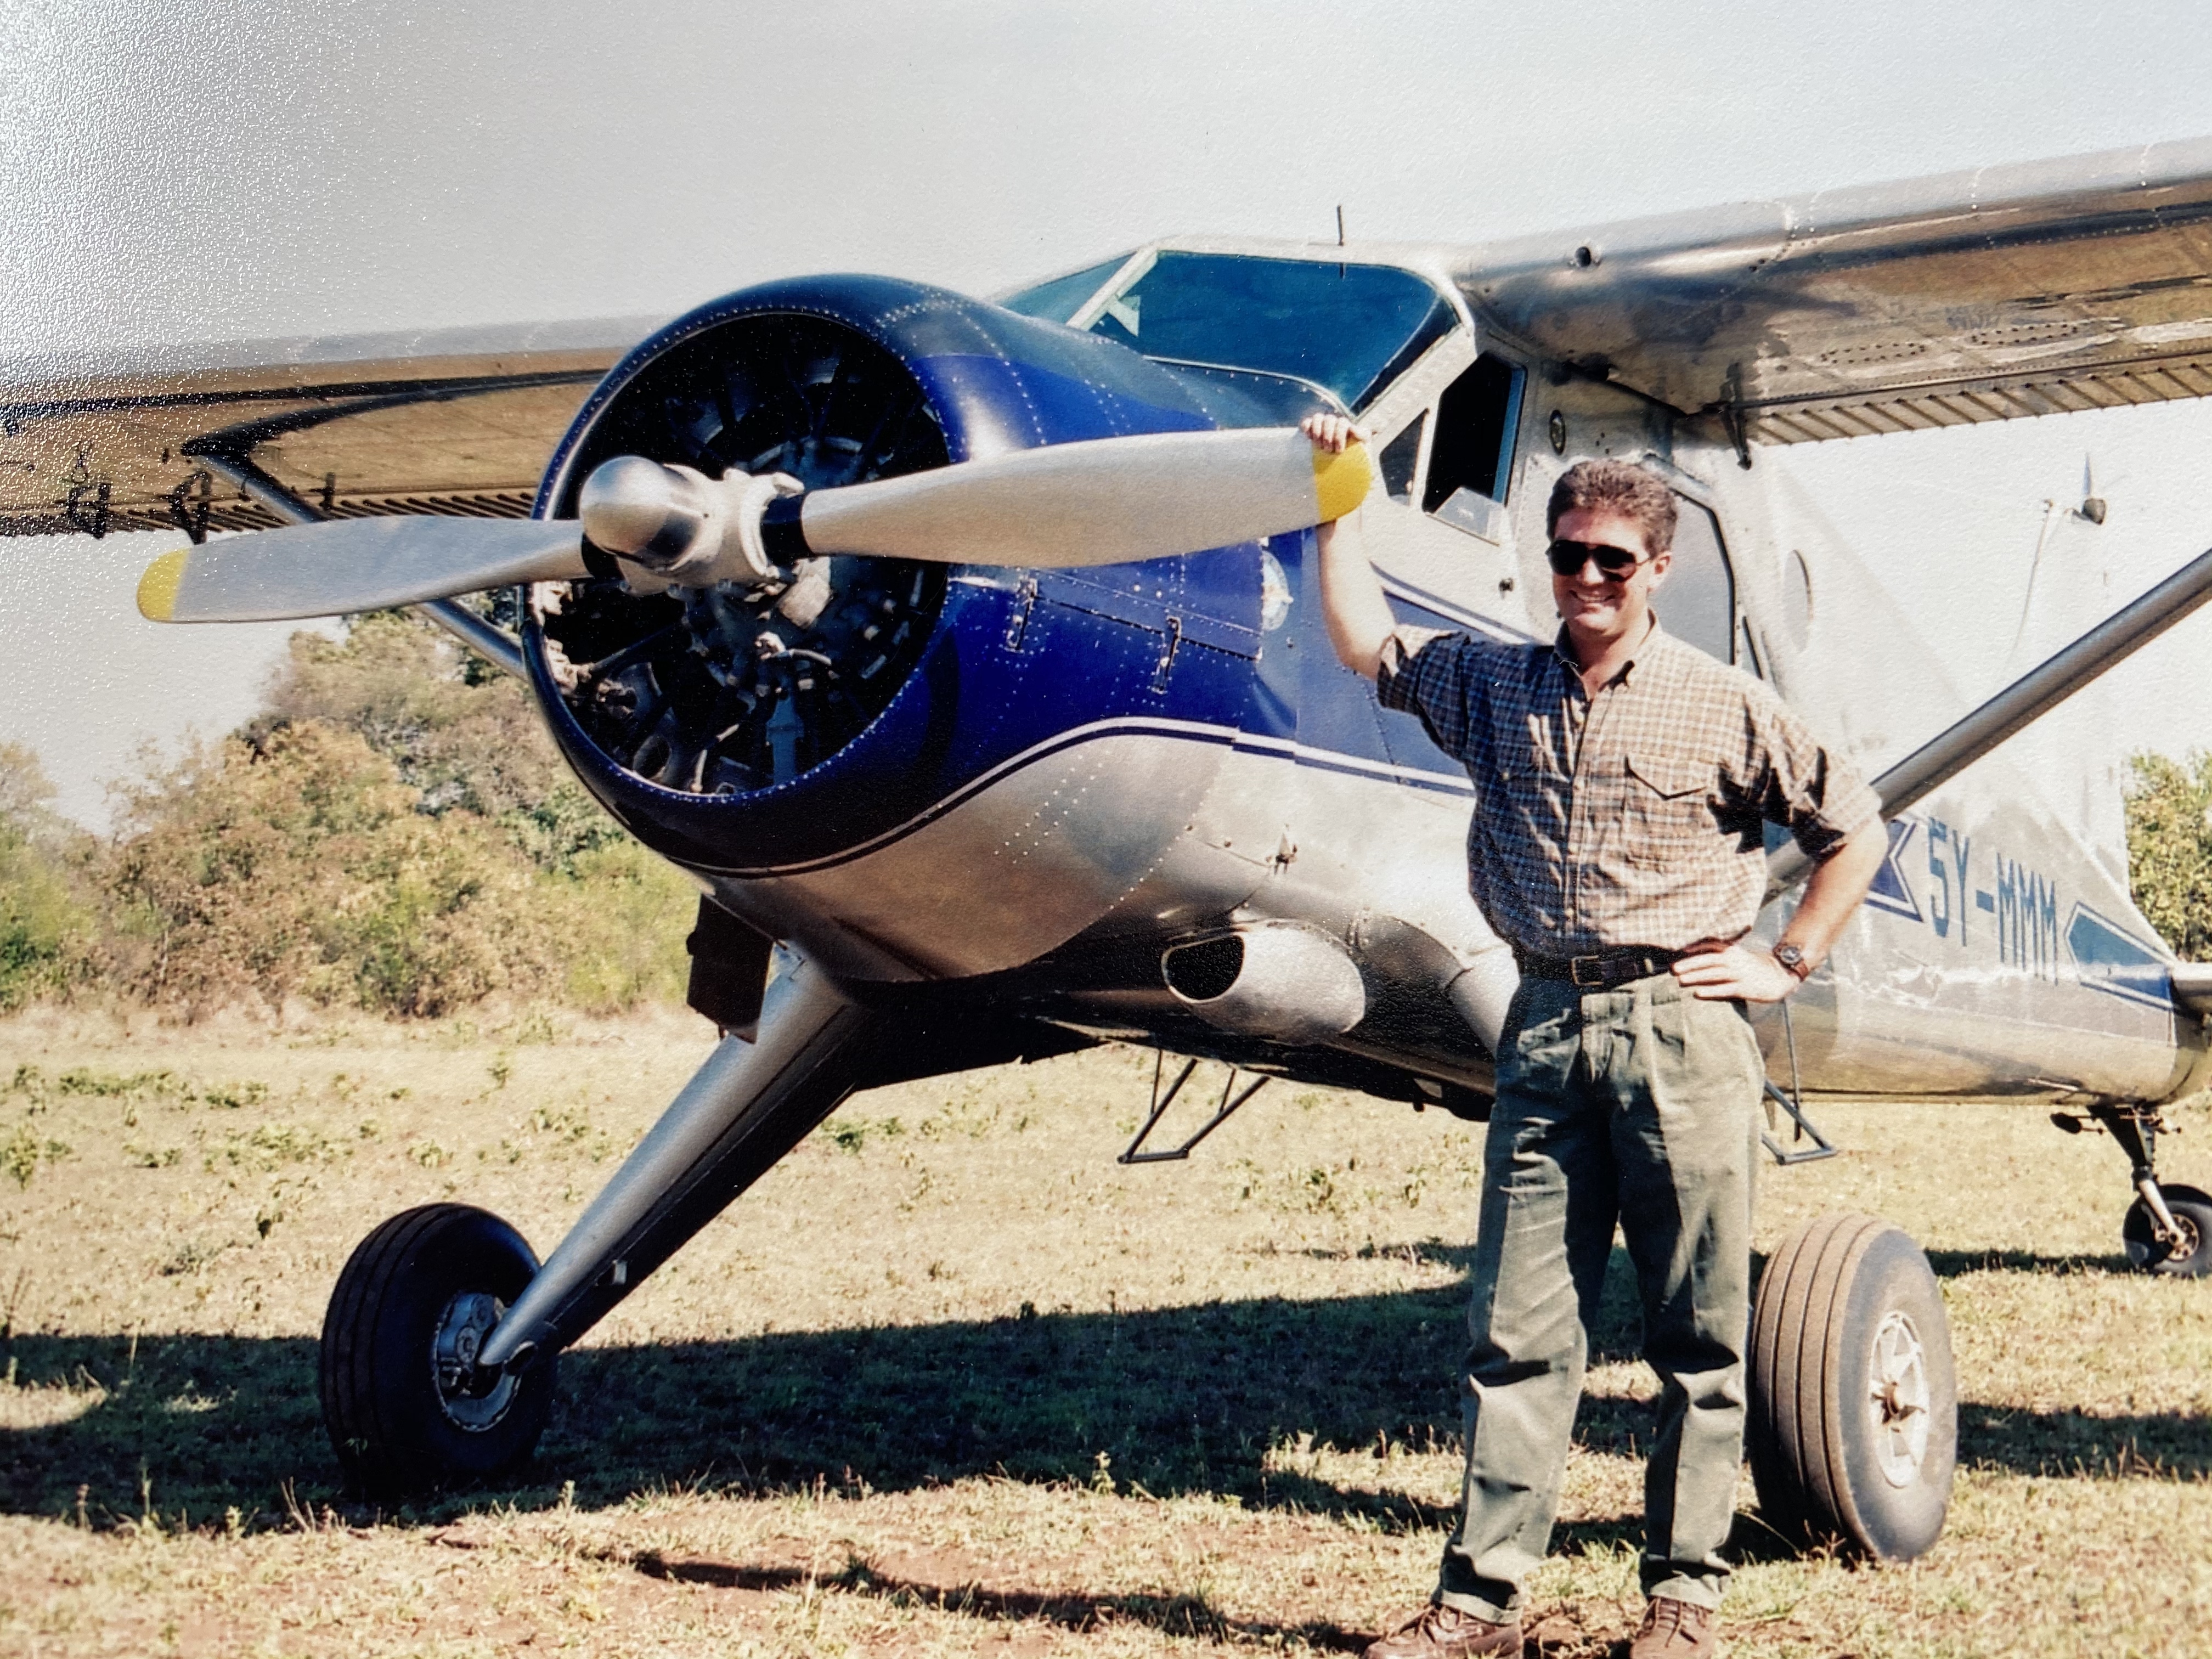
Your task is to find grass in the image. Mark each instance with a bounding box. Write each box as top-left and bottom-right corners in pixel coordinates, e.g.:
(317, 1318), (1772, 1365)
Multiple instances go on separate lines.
(1, 1005), (2209, 1655)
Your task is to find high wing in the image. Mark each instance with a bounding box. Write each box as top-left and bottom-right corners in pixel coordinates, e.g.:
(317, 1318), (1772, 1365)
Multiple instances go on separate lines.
(1455, 136), (2212, 447)
(20, 136), (2212, 540)
(0, 317), (654, 538)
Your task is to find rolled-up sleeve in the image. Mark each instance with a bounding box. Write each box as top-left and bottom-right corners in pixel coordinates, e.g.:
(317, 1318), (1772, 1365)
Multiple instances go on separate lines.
(1374, 625), (1468, 750)
(1743, 686), (1882, 860)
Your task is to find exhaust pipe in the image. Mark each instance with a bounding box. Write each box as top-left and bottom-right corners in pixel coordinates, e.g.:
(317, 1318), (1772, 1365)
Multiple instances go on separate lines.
(1162, 923), (1366, 1045)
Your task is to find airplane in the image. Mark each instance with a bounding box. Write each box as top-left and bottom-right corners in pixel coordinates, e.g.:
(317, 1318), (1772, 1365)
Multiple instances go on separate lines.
(11, 133), (2212, 1568)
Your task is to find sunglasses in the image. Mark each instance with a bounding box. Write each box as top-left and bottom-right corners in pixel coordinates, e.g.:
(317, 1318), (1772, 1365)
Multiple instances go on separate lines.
(1545, 538), (1653, 579)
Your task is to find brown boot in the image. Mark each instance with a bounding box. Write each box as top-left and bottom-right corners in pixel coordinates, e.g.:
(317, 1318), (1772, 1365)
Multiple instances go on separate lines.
(1629, 1597), (1718, 1658)
(1362, 1601), (1523, 1659)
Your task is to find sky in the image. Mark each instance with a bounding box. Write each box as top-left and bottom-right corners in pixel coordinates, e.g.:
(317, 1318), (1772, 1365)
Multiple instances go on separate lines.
(7, 1), (2212, 825)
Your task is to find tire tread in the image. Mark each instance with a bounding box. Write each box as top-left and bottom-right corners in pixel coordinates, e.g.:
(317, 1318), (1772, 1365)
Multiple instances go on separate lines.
(318, 1204), (545, 1495)
(1751, 1210), (1925, 1555)
(322, 1204), (453, 1486)
(1760, 1211), (1853, 1532)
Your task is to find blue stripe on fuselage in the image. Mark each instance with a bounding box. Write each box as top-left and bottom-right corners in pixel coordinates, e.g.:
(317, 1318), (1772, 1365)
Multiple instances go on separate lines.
(709, 715), (1473, 879)
(1255, 524), (1520, 784)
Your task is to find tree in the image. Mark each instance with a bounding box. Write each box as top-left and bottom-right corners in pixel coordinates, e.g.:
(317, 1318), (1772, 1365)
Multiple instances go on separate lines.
(0, 743), (95, 1011)
(87, 612), (696, 1020)
(250, 612), (625, 872)
(2125, 750), (2212, 961)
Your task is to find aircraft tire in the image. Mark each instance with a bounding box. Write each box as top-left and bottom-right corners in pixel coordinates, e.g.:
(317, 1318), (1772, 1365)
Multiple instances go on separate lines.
(319, 1203), (556, 1497)
(1747, 1212), (1956, 1562)
(2122, 1183), (2212, 1277)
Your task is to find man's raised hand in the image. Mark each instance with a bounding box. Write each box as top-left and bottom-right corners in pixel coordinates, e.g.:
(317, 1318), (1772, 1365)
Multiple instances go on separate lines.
(1301, 412), (1368, 455)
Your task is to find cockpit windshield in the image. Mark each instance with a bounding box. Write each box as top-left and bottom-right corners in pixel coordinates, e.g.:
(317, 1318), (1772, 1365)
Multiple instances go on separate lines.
(998, 254), (1134, 325)
(1084, 252), (1457, 411)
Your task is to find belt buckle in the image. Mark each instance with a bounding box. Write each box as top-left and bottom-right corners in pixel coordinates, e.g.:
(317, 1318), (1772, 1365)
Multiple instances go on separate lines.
(1570, 953), (1608, 989)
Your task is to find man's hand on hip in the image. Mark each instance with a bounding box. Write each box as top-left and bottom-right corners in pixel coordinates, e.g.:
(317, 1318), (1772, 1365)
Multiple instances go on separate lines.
(1672, 941), (1799, 1003)
(1674, 820), (1882, 1004)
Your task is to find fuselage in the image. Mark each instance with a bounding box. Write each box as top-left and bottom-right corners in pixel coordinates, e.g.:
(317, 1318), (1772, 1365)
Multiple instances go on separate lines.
(517, 244), (2205, 1109)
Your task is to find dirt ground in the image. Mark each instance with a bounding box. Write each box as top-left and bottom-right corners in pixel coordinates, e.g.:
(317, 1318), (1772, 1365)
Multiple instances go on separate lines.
(1, 1004), (2209, 1657)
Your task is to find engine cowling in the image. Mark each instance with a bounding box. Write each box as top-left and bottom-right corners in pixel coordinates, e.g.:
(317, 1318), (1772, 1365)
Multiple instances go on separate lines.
(533, 299), (953, 822)
(521, 275), (1269, 979)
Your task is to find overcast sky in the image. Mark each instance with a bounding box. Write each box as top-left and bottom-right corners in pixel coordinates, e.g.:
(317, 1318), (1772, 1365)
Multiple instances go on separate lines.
(7, 1), (2212, 825)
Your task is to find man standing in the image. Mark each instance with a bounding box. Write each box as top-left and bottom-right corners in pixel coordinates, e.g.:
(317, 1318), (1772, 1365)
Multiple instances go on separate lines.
(1302, 416), (1886, 1659)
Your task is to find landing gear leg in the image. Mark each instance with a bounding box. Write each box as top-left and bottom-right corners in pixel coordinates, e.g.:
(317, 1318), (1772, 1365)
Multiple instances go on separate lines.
(2081, 1104), (2212, 1278)
(319, 957), (887, 1493)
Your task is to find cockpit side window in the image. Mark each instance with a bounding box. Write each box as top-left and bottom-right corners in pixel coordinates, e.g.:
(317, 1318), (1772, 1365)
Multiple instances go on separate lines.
(1421, 354), (1525, 514)
(1378, 415), (1426, 505)
(1661, 498), (1736, 665)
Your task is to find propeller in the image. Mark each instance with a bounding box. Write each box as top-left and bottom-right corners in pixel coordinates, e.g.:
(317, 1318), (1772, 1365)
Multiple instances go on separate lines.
(137, 427), (1373, 624)
(778, 427), (1373, 569)
(136, 518), (591, 624)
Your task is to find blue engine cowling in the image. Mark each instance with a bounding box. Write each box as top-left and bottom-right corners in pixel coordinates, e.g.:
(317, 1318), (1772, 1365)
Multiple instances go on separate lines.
(521, 275), (1274, 980)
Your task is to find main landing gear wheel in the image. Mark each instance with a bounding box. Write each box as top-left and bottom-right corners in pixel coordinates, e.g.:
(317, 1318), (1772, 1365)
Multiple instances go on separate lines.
(1747, 1213), (1957, 1561)
(2123, 1183), (2212, 1277)
(319, 1204), (556, 1497)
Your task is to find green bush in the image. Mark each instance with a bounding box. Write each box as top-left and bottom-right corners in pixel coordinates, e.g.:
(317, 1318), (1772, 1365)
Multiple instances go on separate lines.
(249, 610), (626, 873)
(539, 839), (698, 1013)
(66, 611), (697, 1022)
(2125, 749), (2212, 961)
(96, 714), (694, 1022)
(0, 743), (97, 1011)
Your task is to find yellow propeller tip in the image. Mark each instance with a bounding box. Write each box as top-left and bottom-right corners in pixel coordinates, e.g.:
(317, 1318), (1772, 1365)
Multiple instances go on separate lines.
(1311, 440), (1374, 522)
(137, 547), (189, 621)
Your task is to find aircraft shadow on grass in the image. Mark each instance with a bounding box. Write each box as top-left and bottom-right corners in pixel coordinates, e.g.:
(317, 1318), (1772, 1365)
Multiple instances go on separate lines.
(627, 1551), (1379, 1652)
(2, 1249), (2200, 1530)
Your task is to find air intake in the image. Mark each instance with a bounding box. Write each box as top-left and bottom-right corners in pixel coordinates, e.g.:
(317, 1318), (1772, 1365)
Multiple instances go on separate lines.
(1162, 923), (1366, 1046)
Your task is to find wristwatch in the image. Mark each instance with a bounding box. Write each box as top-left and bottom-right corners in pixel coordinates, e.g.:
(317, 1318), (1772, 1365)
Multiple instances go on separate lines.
(1772, 941), (1812, 983)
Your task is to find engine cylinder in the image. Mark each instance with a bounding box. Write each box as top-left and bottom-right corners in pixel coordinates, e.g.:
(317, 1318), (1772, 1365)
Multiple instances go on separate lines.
(534, 311), (952, 802)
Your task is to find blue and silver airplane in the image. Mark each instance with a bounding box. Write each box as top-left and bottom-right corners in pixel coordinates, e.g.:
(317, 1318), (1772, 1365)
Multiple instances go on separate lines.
(15, 134), (2212, 1561)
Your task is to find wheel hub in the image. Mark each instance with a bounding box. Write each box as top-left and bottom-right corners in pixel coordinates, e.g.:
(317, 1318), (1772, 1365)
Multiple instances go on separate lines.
(432, 1290), (520, 1431)
(1867, 1308), (1931, 1487)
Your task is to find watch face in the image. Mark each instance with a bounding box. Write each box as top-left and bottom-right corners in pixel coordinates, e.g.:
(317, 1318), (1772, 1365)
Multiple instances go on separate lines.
(1775, 943), (1807, 976)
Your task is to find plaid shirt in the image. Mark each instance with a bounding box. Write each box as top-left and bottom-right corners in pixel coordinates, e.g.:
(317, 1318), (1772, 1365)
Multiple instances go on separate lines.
(1377, 619), (1880, 958)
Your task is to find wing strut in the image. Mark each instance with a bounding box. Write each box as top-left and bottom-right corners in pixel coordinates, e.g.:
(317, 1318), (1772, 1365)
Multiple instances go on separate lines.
(1765, 542), (2212, 899)
(189, 438), (527, 678)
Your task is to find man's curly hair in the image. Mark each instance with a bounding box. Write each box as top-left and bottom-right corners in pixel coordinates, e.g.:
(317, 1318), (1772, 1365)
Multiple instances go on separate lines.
(1544, 459), (1678, 554)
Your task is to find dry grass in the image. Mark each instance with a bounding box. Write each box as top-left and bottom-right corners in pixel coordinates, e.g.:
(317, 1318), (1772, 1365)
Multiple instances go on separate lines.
(1, 1004), (2209, 1656)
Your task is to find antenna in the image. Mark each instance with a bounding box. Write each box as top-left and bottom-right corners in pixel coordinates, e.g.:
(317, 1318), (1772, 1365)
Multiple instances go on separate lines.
(2080, 452), (2107, 523)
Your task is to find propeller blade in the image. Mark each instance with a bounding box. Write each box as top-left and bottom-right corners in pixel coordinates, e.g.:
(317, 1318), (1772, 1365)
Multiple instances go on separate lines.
(137, 518), (590, 623)
(778, 427), (1373, 569)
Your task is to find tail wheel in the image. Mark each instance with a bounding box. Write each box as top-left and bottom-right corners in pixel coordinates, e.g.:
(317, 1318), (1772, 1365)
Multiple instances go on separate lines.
(2123, 1183), (2212, 1276)
(319, 1204), (556, 1497)
(1747, 1212), (1957, 1561)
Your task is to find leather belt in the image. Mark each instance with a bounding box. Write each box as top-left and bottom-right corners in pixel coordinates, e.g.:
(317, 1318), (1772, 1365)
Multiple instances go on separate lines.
(1515, 946), (1684, 991)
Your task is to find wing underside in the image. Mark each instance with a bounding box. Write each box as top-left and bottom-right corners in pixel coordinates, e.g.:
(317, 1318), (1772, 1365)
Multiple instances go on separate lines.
(0, 319), (652, 539)
(1457, 137), (2212, 445)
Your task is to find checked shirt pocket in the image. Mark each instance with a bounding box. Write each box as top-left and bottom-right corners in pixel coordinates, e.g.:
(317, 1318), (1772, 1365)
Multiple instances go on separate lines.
(1620, 752), (1714, 866)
